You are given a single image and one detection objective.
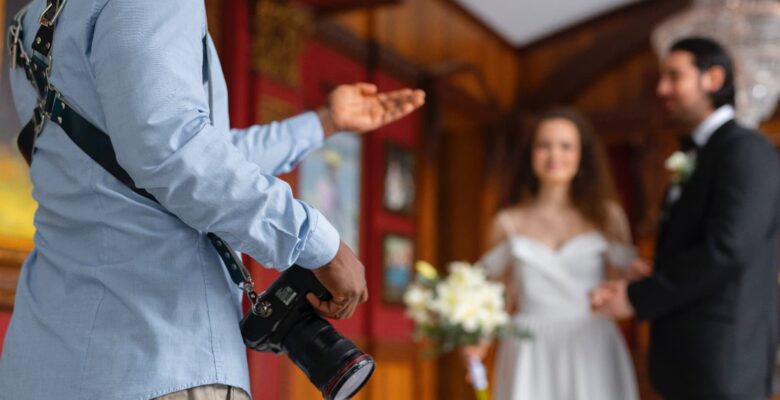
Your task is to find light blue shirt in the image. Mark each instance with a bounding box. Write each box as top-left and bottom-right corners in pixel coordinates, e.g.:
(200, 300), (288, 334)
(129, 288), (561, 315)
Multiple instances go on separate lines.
(0, 0), (340, 399)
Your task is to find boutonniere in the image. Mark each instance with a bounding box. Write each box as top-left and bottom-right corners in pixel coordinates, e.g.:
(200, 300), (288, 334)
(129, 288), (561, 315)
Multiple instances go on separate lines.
(665, 151), (697, 184)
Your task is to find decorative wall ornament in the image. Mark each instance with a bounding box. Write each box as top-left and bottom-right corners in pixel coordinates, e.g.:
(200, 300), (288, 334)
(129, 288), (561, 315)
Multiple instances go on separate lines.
(252, 0), (312, 87)
(257, 95), (296, 124)
(652, 0), (780, 127)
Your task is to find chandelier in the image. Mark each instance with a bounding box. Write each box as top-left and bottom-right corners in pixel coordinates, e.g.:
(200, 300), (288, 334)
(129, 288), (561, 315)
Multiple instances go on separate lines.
(652, 0), (780, 127)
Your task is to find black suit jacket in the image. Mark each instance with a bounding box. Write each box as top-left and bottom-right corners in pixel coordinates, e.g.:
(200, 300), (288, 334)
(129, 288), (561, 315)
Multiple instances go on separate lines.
(628, 120), (780, 398)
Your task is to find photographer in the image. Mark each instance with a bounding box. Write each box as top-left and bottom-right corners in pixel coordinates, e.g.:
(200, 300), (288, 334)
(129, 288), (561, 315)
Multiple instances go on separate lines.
(0, 1), (424, 399)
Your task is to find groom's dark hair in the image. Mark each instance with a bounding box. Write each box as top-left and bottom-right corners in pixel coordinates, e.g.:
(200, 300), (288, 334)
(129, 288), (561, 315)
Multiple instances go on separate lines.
(670, 37), (736, 109)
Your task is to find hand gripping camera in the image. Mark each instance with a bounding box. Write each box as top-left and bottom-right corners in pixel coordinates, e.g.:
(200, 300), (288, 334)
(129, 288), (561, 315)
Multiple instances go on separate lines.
(207, 235), (375, 400)
(241, 267), (375, 400)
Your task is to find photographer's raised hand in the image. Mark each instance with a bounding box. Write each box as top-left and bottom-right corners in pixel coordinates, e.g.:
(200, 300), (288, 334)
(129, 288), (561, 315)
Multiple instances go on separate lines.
(316, 83), (425, 137)
(307, 241), (368, 320)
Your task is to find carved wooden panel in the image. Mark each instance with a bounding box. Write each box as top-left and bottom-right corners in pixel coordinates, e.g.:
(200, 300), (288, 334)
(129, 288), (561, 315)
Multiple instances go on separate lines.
(326, 0), (520, 109)
(0, 243), (28, 311)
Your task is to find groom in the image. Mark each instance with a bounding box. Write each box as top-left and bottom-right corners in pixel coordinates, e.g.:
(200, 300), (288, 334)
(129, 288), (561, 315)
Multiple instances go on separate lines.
(592, 37), (780, 399)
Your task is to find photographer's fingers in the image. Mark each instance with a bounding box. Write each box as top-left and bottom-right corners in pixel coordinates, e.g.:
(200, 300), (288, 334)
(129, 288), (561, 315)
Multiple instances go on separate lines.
(306, 293), (343, 319)
(338, 300), (359, 320)
(306, 293), (358, 320)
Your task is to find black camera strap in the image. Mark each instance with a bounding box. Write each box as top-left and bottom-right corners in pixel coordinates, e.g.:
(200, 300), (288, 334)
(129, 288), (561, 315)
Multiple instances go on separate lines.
(9, 0), (262, 309)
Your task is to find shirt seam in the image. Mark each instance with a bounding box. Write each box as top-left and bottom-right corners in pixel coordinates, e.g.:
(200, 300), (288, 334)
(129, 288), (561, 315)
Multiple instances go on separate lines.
(196, 236), (220, 380)
(77, 276), (106, 398)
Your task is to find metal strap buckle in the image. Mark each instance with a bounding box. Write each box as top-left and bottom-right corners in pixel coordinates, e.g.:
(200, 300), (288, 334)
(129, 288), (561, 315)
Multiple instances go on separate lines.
(32, 103), (46, 134)
(39, 0), (67, 28)
(43, 86), (61, 118)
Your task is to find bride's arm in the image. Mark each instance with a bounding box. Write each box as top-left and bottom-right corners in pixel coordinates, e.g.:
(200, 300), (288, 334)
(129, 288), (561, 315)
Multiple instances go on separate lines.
(603, 202), (651, 281)
(462, 212), (518, 362)
(483, 212), (519, 314)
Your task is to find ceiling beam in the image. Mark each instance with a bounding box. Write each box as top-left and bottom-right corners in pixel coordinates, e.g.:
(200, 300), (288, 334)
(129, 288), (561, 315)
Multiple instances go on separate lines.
(440, 0), (518, 52)
(297, 0), (401, 14)
(517, 0), (691, 110)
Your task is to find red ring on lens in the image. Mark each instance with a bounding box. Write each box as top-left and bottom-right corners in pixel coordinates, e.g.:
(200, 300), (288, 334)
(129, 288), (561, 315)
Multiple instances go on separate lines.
(323, 353), (372, 397)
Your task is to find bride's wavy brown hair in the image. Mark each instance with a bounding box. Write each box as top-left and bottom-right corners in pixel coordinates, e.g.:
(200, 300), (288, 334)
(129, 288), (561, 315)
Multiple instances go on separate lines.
(504, 107), (618, 237)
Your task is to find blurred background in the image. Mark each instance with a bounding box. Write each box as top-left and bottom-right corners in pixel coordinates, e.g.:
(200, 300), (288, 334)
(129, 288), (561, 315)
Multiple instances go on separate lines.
(2, 1), (780, 399)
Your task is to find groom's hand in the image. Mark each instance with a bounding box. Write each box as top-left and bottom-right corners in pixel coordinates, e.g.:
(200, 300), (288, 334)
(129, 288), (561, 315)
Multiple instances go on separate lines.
(625, 258), (653, 282)
(590, 280), (635, 319)
(317, 83), (425, 137)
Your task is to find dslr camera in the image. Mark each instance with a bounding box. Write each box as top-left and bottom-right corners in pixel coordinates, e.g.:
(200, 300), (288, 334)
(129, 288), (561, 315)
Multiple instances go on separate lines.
(240, 266), (375, 400)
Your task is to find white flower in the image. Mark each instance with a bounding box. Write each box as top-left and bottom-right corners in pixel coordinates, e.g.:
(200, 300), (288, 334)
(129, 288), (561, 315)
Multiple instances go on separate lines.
(404, 261), (515, 348)
(403, 284), (433, 324)
(664, 151), (688, 171)
(664, 151), (696, 184)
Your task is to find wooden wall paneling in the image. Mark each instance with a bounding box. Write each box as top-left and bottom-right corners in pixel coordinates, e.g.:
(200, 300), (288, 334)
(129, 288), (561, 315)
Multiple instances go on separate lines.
(298, 0), (400, 15)
(0, 244), (26, 311)
(327, 0), (520, 111)
(516, 0), (691, 109)
(435, 111), (488, 400)
(204, 0), (222, 56)
(328, 10), (372, 40)
(312, 20), (421, 84)
(412, 0), (450, 66)
(760, 108), (780, 147)
(374, 1), (417, 61)
(574, 50), (660, 111)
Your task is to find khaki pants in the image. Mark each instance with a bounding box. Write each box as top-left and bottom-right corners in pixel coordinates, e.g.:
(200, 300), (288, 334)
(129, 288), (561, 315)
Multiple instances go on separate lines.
(154, 384), (250, 400)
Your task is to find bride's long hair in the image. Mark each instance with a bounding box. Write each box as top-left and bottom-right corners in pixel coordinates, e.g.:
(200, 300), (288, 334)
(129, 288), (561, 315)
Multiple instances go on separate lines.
(504, 107), (619, 237)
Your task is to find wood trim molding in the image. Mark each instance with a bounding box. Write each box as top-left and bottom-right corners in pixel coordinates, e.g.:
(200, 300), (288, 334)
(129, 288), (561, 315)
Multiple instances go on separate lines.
(440, 0), (517, 52)
(518, 0), (692, 55)
(298, 0), (401, 15)
(313, 19), (501, 121)
(313, 19), (422, 84)
(0, 246), (27, 311)
(517, 0), (691, 110)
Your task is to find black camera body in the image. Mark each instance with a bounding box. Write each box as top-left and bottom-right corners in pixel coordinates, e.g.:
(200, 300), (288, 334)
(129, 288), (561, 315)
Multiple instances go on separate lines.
(240, 266), (375, 400)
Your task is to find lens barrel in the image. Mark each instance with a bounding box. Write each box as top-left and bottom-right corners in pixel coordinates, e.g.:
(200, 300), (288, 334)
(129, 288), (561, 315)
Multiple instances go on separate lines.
(284, 313), (375, 400)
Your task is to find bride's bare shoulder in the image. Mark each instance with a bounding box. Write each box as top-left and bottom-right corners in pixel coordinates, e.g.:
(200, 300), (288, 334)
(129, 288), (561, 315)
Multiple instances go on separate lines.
(488, 206), (529, 246)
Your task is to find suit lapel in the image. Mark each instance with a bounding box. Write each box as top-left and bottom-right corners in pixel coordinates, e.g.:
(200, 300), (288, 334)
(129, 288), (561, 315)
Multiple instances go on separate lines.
(656, 120), (738, 252)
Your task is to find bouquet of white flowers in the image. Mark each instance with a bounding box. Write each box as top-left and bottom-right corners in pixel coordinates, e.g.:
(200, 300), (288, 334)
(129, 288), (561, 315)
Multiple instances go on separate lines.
(404, 260), (520, 400)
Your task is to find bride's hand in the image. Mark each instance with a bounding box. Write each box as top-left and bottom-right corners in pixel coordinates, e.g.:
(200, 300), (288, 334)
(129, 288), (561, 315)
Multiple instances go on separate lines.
(461, 342), (491, 362)
(461, 343), (491, 384)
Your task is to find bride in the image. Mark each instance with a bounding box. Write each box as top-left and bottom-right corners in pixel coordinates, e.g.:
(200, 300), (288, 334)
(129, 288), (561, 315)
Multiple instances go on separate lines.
(466, 108), (645, 400)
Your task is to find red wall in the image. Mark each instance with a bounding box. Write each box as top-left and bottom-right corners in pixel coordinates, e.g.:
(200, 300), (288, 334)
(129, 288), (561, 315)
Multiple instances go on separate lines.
(0, 310), (11, 355)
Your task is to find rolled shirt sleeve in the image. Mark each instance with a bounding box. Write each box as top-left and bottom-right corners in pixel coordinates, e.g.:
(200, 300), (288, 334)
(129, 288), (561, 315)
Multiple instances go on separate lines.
(228, 112), (325, 176)
(90, 0), (338, 269)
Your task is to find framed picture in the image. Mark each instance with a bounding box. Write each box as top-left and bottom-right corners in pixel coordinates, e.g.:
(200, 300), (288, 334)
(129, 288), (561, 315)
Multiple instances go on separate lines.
(299, 133), (362, 252)
(382, 142), (415, 216)
(382, 234), (414, 305)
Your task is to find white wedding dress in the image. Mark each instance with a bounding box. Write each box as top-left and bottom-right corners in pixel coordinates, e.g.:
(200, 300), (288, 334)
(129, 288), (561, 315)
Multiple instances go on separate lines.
(479, 231), (639, 400)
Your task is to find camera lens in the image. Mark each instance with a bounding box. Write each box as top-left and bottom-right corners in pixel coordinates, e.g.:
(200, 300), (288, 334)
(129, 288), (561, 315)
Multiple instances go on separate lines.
(324, 353), (374, 400)
(284, 312), (375, 400)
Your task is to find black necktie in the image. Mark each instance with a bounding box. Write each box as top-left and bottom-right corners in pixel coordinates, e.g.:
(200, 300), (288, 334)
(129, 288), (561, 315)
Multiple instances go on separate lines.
(678, 135), (698, 153)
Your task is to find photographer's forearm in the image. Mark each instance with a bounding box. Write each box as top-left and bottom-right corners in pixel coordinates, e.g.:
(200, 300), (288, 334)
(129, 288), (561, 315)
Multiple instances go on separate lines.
(316, 106), (339, 139)
(228, 112), (326, 175)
